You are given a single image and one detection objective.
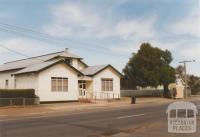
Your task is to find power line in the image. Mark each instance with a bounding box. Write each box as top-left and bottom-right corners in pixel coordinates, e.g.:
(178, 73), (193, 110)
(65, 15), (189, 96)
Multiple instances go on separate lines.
(0, 22), (109, 51)
(0, 22), (129, 59)
(0, 44), (45, 61)
(0, 44), (30, 58)
(179, 60), (196, 99)
(0, 26), (111, 57)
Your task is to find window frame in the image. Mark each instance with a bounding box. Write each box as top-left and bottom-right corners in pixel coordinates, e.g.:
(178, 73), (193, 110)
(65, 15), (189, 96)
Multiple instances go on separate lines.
(51, 77), (68, 92)
(5, 79), (9, 89)
(101, 78), (113, 91)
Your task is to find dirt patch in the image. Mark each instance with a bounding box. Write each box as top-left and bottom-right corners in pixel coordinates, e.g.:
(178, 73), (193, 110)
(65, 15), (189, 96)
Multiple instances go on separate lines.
(0, 106), (52, 117)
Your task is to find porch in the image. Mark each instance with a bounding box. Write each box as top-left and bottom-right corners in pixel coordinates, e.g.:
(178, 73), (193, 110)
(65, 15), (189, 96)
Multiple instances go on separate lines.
(78, 79), (92, 99)
(78, 77), (120, 101)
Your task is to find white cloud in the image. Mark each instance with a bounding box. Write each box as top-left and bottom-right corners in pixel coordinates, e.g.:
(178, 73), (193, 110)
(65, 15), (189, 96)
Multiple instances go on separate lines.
(43, 1), (200, 76)
(0, 38), (56, 56)
(0, 12), (8, 18)
(109, 43), (138, 55)
(52, 3), (99, 27)
(109, 38), (183, 56)
(170, 7), (200, 38)
(44, 2), (156, 41)
(150, 40), (183, 51)
(44, 3), (100, 37)
(180, 44), (200, 59)
(115, 17), (156, 40)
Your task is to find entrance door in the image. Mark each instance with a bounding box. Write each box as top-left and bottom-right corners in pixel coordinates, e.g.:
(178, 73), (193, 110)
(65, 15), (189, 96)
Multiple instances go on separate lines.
(78, 80), (87, 97)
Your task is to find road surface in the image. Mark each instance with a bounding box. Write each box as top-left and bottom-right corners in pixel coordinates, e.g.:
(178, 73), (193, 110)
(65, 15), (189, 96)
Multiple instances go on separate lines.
(0, 100), (200, 137)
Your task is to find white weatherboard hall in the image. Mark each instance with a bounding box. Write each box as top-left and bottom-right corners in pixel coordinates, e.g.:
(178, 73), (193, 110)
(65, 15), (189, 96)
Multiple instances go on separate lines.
(0, 49), (122, 102)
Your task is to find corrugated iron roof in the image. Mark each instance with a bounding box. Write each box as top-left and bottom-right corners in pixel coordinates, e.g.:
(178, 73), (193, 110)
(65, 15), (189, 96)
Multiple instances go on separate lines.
(81, 64), (123, 77)
(0, 49), (81, 72)
(80, 64), (109, 76)
(13, 59), (83, 75)
(13, 59), (61, 75)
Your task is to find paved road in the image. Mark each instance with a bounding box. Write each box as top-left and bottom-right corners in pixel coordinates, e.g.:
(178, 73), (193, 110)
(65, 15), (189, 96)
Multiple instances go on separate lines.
(0, 100), (200, 137)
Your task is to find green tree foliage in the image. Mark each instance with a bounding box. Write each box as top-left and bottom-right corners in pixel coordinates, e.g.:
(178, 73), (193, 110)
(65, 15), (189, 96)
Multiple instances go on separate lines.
(188, 75), (200, 95)
(176, 65), (186, 80)
(122, 43), (176, 95)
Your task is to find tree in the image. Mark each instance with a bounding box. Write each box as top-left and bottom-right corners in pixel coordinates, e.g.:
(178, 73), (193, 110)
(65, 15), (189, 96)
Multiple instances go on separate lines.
(121, 53), (137, 89)
(176, 65), (185, 79)
(188, 75), (200, 95)
(175, 66), (200, 95)
(123, 43), (175, 95)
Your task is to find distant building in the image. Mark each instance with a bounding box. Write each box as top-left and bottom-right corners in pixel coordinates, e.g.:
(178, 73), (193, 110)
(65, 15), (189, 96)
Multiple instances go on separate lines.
(169, 78), (188, 99)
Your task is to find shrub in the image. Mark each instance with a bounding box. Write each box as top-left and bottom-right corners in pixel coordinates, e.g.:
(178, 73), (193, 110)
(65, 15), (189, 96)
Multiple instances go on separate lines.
(0, 89), (36, 98)
(0, 89), (40, 107)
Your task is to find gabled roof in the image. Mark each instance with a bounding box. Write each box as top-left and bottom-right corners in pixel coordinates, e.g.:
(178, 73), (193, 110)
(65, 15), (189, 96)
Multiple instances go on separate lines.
(81, 64), (123, 77)
(0, 49), (81, 72)
(13, 59), (83, 76)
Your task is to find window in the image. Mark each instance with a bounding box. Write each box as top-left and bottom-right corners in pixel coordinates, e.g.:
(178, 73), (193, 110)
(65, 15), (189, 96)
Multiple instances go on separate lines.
(102, 78), (113, 91)
(5, 79), (8, 88)
(14, 79), (17, 89)
(63, 78), (68, 91)
(65, 58), (72, 65)
(51, 77), (68, 92)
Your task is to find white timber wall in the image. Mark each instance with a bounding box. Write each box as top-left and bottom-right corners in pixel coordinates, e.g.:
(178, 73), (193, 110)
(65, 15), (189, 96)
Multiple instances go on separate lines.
(38, 63), (79, 102)
(0, 70), (19, 89)
(15, 74), (39, 95)
(92, 67), (121, 99)
(72, 59), (87, 71)
(77, 61), (87, 71)
(72, 59), (78, 69)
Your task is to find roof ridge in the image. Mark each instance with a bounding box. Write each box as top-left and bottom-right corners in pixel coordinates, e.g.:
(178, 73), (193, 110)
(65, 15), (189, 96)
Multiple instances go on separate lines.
(4, 50), (64, 64)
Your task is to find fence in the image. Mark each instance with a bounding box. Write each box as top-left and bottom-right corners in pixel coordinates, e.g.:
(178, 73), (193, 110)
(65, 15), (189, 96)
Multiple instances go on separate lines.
(79, 91), (120, 102)
(0, 97), (40, 107)
(120, 89), (163, 97)
(92, 92), (120, 100)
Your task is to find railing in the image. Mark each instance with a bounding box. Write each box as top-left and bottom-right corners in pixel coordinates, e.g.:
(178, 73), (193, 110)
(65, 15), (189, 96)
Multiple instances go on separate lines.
(92, 92), (120, 100)
(0, 97), (40, 107)
(79, 91), (120, 102)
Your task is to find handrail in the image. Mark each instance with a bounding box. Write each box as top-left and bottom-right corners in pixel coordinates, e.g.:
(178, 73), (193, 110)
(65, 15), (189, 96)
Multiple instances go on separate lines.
(78, 91), (120, 100)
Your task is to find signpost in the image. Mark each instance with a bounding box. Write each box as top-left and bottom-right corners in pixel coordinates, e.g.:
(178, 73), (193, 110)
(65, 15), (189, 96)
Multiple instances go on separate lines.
(179, 60), (195, 99)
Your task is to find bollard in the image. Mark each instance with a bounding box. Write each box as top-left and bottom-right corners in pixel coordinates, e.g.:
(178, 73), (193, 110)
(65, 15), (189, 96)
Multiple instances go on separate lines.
(131, 96), (136, 104)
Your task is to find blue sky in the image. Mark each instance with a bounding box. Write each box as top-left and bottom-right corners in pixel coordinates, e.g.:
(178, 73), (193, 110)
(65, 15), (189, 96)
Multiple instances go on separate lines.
(0, 0), (199, 76)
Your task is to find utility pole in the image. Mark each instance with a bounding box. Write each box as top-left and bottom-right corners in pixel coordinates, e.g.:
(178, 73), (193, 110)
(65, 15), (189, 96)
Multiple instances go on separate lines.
(179, 60), (195, 99)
